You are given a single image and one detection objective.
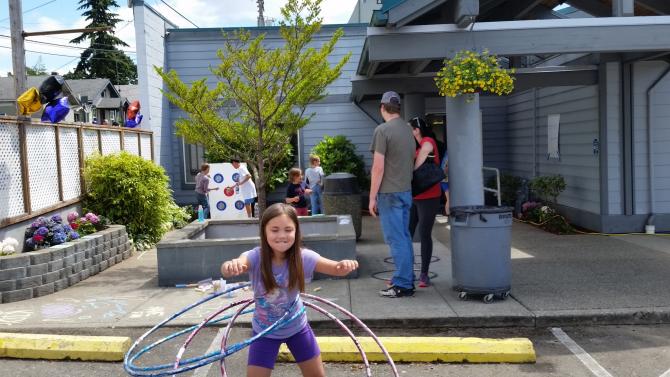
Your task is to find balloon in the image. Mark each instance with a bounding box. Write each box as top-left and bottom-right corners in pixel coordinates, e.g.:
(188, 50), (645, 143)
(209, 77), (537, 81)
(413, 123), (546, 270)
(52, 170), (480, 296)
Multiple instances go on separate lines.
(125, 100), (143, 128)
(16, 87), (42, 115)
(38, 75), (64, 104)
(41, 97), (70, 123)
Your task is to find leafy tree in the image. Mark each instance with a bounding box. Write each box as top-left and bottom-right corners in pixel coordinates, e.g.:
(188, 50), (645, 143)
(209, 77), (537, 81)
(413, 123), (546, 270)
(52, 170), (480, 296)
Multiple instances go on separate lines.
(158, 0), (350, 214)
(65, 0), (137, 84)
(26, 59), (47, 76)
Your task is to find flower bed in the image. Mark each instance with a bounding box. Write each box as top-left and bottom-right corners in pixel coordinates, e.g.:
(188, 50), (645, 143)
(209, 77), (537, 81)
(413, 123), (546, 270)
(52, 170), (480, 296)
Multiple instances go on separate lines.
(0, 225), (133, 303)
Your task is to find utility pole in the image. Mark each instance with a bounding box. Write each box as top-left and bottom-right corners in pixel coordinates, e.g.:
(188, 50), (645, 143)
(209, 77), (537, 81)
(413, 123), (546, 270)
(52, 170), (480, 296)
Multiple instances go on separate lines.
(9, 0), (27, 114)
(257, 0), (265, 27)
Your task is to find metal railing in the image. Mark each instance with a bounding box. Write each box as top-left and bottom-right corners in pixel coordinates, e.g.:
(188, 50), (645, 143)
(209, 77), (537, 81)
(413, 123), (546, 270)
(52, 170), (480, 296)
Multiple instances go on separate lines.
(482, 166), (501, 206)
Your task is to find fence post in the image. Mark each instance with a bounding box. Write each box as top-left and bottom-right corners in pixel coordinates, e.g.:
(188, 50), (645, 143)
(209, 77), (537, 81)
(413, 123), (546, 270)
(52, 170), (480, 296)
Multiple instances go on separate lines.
(150, 133), (155, 161)
(97, 129), (102, 154)
(17, 118), (32, 213)
(137, 132), (141, 157)
(120, 128), (125, 151)
(77, 126), (86, 194)
(54, 124), (63, 201)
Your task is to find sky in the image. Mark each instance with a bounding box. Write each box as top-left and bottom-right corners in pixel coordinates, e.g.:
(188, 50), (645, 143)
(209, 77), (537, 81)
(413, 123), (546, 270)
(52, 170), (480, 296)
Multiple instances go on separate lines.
(0, 0), (360, 78)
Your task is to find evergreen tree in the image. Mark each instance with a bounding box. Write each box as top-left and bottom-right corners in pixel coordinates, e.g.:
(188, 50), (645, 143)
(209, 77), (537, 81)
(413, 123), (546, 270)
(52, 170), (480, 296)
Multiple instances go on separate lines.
(65, 0), (137, 85)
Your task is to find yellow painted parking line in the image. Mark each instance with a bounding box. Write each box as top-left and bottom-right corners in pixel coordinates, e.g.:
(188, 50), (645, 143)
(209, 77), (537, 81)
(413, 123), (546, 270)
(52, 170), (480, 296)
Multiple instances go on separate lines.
(278, 336), (536, 363)
(0, 332), (131, 361)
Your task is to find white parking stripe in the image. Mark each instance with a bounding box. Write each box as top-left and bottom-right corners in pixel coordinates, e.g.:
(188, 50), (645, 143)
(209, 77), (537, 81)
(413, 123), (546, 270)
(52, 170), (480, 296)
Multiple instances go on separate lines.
(551, 327), (613, 377)
(192, 328), (225, 377)
(659, 368), (670, 377)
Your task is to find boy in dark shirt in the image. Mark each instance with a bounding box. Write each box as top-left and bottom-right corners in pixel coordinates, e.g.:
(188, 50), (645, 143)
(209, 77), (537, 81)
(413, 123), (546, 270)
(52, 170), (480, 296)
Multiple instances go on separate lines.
(285, 168), (312, 216)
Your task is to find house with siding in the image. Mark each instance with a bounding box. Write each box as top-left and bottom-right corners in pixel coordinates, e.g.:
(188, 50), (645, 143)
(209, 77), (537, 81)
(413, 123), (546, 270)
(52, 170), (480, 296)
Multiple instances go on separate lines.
(129, 0), (670, 233)
(0, 76), (81, 121)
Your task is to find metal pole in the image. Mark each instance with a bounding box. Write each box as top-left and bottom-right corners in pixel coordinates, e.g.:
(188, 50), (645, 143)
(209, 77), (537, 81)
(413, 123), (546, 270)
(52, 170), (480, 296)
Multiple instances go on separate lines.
(9, 0), (27, 109)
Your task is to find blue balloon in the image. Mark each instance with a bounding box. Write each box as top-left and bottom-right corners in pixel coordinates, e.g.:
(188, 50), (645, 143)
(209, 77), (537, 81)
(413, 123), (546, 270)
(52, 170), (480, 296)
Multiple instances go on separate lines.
(41, 97), (70, 123)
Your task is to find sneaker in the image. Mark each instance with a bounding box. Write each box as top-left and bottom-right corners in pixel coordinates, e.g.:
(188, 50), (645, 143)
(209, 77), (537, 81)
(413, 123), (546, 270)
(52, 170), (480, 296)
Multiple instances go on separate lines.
(379, 285), (415, 298)
(418, 273), (430, 288)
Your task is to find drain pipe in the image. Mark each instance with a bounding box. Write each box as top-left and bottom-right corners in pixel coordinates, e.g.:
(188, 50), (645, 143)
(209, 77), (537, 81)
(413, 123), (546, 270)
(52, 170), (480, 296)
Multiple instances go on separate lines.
(645, 65), (670, 234)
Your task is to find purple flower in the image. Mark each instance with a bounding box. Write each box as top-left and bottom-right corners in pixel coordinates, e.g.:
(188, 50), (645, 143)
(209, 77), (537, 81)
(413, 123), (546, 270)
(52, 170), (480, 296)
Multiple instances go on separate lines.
(30, 221), (40, 229)
(52, 224), (64, 234)
(69, 231), (80, 240)
(36, 217), (47, 227)
(85, 213), (99, 224)
(36, 227), (49, 236)
(63, 224), (72, 233)
(25, 238), (35, 249)
(52, 232), (67, 244)
(67, 212), (79, 223)
(50, 215), (63, 223)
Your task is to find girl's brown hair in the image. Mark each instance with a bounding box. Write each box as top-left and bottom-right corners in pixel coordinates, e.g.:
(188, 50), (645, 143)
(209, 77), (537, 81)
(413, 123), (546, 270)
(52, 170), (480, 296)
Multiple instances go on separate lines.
(288, 167), (302, 180)
(259, 203), (305, 293)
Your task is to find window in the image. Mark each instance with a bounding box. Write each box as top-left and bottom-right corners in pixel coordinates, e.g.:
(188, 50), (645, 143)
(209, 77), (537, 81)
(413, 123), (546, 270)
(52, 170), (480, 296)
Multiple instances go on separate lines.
(182, 138), (206, 185)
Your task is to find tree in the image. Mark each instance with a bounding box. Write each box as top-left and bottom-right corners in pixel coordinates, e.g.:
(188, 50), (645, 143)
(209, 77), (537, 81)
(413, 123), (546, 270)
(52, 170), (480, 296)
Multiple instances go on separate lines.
(158, 0), (350, 214)
(64, 0), (137, 84)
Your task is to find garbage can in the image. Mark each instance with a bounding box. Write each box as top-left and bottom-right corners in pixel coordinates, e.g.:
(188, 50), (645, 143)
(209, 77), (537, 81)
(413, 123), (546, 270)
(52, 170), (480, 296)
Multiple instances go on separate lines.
(322, 173), (362, 239)
(450, 205), (513, 303)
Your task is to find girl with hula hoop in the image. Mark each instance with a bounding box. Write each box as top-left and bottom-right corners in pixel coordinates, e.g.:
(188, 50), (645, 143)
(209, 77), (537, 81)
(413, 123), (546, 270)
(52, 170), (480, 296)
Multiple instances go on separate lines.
(221, 203), (358, 376)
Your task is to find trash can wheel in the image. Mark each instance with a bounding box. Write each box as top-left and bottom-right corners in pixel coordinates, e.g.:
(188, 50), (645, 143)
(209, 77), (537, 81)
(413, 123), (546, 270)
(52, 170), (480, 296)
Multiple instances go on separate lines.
(501, 291), (510, 300)
(483, 293), (495, 304)
(458, 291), (468, 301)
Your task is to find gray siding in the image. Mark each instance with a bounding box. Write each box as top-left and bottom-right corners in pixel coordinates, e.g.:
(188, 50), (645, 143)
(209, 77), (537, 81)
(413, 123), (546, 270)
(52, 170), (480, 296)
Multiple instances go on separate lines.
(632, 61), (670, 214)
(506, 86), (600, 214)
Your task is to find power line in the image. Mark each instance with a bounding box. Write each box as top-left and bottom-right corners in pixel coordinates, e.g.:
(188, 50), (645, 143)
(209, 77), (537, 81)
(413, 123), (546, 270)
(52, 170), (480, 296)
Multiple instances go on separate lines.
(0, 0), (58, 23)
(0, 34), (136, 54)
(0, 45), (137, 62)
(159, 0), (199, 28)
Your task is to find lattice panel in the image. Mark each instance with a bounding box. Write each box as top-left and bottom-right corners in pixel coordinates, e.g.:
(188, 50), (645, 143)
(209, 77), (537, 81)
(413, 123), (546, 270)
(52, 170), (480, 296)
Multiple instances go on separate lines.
(26, 126), (59, 212)
(140, 134), (153, 160)
(59, 127), (81, 200)
(123, 133), (140, 156)
(100, 130), (121, 155)
(83, 129), (100, 157)
(0, 123), (25, 219)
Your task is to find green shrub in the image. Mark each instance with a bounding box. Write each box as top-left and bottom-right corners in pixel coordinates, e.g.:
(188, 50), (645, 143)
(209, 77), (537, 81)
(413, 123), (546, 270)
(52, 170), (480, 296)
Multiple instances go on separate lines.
(485, 173), (523, 206)
(530, 175), (566, 204)
(312, 135), (368, 190)
(83, 152), (177, 247)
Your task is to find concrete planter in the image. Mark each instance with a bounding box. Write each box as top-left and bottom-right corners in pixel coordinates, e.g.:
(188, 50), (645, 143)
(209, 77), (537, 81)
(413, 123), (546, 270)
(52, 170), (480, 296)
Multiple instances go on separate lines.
(0, 225), (133, 303)
(157, 216), (357, 287)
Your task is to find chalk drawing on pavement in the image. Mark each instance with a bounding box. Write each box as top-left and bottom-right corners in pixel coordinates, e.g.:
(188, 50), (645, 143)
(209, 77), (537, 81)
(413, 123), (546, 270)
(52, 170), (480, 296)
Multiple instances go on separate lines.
(0, 310), (33, 326)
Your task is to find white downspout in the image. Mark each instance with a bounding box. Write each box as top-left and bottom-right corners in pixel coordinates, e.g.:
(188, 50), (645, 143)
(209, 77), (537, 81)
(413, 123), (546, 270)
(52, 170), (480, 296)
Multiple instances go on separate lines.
(645, 65), (670, 233)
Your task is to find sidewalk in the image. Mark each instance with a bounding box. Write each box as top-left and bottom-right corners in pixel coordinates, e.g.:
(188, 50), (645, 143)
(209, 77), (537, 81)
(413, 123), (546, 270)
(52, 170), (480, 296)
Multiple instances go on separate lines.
(1, 216), (670, 332)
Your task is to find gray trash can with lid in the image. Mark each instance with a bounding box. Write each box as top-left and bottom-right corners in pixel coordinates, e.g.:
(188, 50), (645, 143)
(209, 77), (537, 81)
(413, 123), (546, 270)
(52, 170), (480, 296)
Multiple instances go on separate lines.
(450, 205), (513, 303)
(322, 173), (361, 239)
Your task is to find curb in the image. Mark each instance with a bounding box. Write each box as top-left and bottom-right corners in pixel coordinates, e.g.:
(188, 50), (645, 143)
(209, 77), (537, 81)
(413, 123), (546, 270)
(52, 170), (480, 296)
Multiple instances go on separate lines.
(277, 336), (536, 363)
(0, 332), (131, 361)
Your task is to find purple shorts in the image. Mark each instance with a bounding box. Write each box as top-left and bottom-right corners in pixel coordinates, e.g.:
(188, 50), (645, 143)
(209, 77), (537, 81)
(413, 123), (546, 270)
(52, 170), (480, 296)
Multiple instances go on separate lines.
(441, 182), (449, 191)
(247, 324), (320, 370)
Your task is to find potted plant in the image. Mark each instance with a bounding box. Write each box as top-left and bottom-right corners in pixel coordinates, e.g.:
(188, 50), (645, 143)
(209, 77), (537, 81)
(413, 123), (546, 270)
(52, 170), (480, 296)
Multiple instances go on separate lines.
(434, 49), (515, 101)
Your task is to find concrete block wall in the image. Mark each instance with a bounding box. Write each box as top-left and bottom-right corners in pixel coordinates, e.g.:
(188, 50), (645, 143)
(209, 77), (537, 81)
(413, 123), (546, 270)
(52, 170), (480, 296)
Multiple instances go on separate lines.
(0, 225), (133, 303)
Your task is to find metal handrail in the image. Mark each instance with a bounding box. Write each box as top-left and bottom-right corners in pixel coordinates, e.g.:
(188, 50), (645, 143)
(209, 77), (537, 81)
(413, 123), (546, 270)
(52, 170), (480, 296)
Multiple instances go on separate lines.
(482, 166), (501, 206)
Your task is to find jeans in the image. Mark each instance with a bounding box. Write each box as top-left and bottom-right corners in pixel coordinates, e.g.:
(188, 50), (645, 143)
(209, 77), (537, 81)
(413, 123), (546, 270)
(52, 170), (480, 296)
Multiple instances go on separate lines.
(377, 191), (414, 289)
(196, 193), (209, 219)
(310, 184), (322, 215)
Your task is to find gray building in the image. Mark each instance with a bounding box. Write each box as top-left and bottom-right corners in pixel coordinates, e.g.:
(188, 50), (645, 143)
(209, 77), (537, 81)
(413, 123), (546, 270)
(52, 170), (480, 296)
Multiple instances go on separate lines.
(129, 0), (670, 233)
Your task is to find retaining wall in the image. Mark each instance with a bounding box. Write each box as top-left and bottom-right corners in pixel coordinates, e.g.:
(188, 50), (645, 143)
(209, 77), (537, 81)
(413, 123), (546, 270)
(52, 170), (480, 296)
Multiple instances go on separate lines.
(0, 225), (133, 303)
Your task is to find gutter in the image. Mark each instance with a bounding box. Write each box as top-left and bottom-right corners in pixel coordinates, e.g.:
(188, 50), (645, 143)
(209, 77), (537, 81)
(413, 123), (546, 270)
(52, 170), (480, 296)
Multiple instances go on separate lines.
(645, 64), (670, 232)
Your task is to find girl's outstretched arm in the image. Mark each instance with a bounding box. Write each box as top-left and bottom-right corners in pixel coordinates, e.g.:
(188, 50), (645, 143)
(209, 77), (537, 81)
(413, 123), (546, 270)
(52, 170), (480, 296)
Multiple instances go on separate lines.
(221, 255), (249, 278)
(315, 257), (359, 277)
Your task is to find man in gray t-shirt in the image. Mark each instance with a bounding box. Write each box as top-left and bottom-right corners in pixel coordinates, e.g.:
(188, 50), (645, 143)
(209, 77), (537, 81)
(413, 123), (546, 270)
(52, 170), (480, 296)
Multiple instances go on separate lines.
(369, 91), (416, 298)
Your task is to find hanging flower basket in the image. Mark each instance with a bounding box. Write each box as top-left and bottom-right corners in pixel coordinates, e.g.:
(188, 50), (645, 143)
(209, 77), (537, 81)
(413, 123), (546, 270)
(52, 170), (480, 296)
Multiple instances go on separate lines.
(435, 50), (515, 99)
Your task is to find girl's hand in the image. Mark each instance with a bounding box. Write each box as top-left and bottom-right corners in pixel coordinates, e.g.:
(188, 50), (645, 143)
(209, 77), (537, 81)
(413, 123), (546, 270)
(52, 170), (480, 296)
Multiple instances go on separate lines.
(335, 260), (358, 274)
(221, 259), (248, 277)
(305, 189), (313, 194)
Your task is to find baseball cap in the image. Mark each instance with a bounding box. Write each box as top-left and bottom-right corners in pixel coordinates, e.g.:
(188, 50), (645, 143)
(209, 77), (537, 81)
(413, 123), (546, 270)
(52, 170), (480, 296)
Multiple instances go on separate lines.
(381, 91), (401, 106)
